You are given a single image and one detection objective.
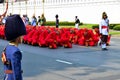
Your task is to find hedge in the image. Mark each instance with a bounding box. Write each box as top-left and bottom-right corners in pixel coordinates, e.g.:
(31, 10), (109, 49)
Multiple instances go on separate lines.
(109, 24), (115, 29)
(113, 25), (120, 31)
(109, 24), (120, 29)
(45, 21), (83, 26)
(92, 24), (99, 29)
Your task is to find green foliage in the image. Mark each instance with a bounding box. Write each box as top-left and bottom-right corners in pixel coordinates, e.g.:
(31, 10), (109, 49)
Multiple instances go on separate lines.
(60, 21), (74, 26)
(45, 21), (83, 26)
(109, 24), (120, 29)
(113, 25), (120, 31)
(45, 21), (55, 26)
(92, 24), (99, 29)
(110, 30), (120, 35)
(28, 22), (31, 25)
(109, 24), (115, 29)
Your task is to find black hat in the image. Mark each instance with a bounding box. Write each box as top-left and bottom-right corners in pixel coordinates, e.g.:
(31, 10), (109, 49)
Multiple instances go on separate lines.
(5, 14), (26, 41)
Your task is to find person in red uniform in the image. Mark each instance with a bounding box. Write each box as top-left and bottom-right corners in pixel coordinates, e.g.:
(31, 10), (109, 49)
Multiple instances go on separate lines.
(92, 28), (99, 46)
(45, 31), (57, 49)
(78, 28), (95, 46)
(61, 29), (72, 48)
(23, 25), (33, 43)
(86, 29), (95, 46)
(56, 30), (63, 47)
(77, 29), (86, 46)
(72, 28), (79, 44)
(69, 29), (75, 43)
(83, 29), (91, 46)
(38, 29), (49, 47)
(0, 25), (5, 39)
(31, 27), (42, 46)
(26, 27), (36, 44)
(69, 28), (79, 44)
(107, 34), (111, 46)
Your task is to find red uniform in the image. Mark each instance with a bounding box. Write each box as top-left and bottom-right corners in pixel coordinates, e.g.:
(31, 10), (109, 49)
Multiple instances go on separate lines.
(0, 25), (5, 39)
(38, 30), (49, 47)
(92, 28), (99, 46)
(61, 31), (72, 48)
(107, 34), (111, 46)
(77, 29), (85, 46)
(56, 30), (63, 47)
(45, 31), (57, 49)
(27, 28), (36, 44)
(78, 29), (95, 46)
(31, 29), (40, 45)
(23, 25), (32, 43)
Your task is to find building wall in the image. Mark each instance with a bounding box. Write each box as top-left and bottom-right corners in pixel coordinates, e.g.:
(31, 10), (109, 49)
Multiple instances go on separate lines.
(0, 0), (120, 24)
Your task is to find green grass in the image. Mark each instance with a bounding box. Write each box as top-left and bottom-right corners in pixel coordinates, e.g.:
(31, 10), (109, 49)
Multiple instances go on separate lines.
(79, 24), (97, 29)
(110, 30), (120, 36)
(60, 24), (96, 29)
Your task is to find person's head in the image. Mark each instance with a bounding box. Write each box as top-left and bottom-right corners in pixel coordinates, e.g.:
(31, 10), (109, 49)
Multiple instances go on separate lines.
(38, 16), (40, 18)
(41, 14), (44, 17)
(32, 15), (35, 18)
(32, 14), (36, 18)
(55, 30), (60, 35)
(55, 14), (58, 18)
(23, 15), (25, 17)
(102, 12), (108, 19)
(7, 15), (9, 17)
(5, 14), (26, 44)
(9, 13), (12, 16)
(75, 16), (78, 19)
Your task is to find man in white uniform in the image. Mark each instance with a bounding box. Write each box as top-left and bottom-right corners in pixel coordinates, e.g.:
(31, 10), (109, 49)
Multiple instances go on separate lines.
(99, 12), (109, 50)
(75, 16), (80, 29)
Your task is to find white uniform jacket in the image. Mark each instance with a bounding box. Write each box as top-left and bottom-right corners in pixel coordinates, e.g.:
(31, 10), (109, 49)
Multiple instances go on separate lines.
(99, 18), (109, 35)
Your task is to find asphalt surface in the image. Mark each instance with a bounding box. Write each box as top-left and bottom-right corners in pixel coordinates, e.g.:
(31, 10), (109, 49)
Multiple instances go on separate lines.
(0, 37), (120, 80)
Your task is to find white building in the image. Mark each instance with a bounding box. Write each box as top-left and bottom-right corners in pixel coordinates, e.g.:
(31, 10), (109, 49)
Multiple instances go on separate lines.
(0, 0), (120, 24)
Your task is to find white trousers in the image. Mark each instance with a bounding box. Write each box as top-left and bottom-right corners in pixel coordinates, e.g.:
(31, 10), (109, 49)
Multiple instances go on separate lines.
(75, 23), (79, 29)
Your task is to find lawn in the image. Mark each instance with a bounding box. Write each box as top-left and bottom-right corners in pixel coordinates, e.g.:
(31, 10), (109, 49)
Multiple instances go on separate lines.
(109, 30), (120, 36)
(60, 24), (96, 28)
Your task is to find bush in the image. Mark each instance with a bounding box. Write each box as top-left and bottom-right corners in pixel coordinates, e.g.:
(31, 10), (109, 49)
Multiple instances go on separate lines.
(109, 24), (120, 29)
(45, 21), (55, 26)
(60, 21), (75, 26)
(45, 21), (83, 26)
(92, 25), (99, 29)
(113, 25), (120, 31)
(109, 24), (115, 29)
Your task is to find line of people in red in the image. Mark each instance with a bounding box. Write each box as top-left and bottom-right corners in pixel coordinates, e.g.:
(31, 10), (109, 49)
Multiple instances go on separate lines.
(0, 25), (111, 49)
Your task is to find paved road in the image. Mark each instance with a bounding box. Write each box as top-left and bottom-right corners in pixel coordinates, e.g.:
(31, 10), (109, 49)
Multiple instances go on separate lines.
(0, 37), (120, 80)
